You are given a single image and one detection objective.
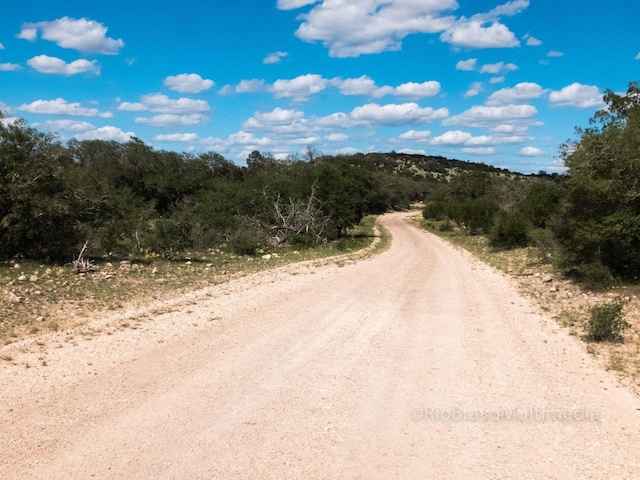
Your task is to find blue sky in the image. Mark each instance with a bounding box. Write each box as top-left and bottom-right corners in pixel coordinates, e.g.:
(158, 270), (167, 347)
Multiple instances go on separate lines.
(1, 0), (638, 173)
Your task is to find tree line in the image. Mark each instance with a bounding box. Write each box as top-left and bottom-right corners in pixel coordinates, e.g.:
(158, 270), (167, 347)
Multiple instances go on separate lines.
(0, 116), (462, 261)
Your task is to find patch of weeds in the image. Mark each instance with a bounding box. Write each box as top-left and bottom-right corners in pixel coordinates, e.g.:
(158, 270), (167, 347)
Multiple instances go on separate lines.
(607, 354), (627, 372)
(586, 344), (599, 356)
(48, 322), (59, 332)
(585, 299), (630, 342)
(556, 310), (579, 328)
(0, 354), (14, 362)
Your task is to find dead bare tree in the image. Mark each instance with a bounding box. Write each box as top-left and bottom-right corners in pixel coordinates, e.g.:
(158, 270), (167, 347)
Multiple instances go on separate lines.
(267, 183), (331, 245)
(72, 240), (95, 274)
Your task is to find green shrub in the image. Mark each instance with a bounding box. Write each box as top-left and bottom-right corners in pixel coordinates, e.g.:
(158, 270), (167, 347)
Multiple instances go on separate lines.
(528, 228), (560, 264)
(423, 201), (447, 221)
(489, 211), (531, 249)
(289, 232), (317, 248)
(438, 219), (454, 232)
(149, 218), (192, 259)
(586, 299), (630, 342)
(575, 262), (619, 291)
(228, 228), (264, 256)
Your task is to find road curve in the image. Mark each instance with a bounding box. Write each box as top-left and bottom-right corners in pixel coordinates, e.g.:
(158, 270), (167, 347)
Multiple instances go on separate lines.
(1, 212), (639, 479)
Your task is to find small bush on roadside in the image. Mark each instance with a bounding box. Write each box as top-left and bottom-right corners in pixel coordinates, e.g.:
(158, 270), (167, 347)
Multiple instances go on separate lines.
(528, 227), (559, 264)
(438, 219), (454, 232)
(229, 230), (262, 256)
(586, 299), (630, 342)
(423, 201), (447, 221)
(574, 261), (619, 291)
(489, 211), (531, 249)
(289, 233), (317, 249)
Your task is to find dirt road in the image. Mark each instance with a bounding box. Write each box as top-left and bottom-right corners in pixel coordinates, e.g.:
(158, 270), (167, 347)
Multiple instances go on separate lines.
(2, 212), (639, 479)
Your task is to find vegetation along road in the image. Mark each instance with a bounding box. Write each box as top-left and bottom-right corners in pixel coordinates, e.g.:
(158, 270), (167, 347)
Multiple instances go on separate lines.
(1, 212), (639, 479)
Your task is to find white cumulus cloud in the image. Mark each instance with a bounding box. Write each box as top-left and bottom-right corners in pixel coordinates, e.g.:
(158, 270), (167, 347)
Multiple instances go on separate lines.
(464, 82), (483, 97)
(398, 129), (432, 141)
(456, 58), (478, 71)
(441, 20), (519, 49)
(549, 83), (604, 108)
(75, 125), (134, 142)
(235, 79), (268, 93)
(325, 133), (348, 142)
(164, 73), (214, 93)
(18, 17), (124, 54)
(479, 61), (518, 74)
(520, 146), (543, 156)
(443, 104), (537, 127)
(285, 0), (458, 57)
(524, 34), (542, 46)
(333, 76), (439, 99)
(27, 55), (100, 75)
(154, 133), (200, 142)
(263, 51), (289, 64)
(135, 114), (209, 127)
(18, 98), (112, 117)
(394, 81), (441, 100)
(271, 74), (328, 101)
(350, 103), (449, 126)
(486, 82), (546, 105)
(118, 94), (210, 114)
(0, 63), (21, 71)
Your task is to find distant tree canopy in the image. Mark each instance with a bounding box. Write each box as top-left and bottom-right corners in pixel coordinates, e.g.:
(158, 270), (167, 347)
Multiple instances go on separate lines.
(5, 113), (508, 261)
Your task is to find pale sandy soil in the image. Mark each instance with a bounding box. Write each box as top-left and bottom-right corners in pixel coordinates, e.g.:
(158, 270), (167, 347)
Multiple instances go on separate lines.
(1, 212), (639, 479)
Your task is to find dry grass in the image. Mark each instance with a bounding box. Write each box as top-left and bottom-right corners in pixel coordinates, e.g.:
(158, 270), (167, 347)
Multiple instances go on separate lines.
(419, 215), (640, 395)
(0, 216), (384, 346)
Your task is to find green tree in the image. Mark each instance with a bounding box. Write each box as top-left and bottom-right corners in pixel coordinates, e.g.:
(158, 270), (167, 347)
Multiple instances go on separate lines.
(0, 114), (79, 260)
(555, 82), (640, 279)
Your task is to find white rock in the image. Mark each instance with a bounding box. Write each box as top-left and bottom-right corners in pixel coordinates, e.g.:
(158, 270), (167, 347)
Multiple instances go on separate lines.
(8, 292), (21, 304)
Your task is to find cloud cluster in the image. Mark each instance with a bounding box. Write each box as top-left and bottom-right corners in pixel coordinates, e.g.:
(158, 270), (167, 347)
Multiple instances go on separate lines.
(164, 74), (214, 94)
(18, 98), (112, 118)
(280, 0), (528, 57)
(224, 74), (441, 101)
(549, 83), (604, 108)
(44, 119), (134, 142)
(118, 94), (210, 114)
(333, 76), (441, 100)
(18, 17), (124, 54)
(27, 55), (100, 75)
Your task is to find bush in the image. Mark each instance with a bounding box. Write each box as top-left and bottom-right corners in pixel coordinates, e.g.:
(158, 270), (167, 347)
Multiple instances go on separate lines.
(574, 262), (619, 291)
(438, 219), (454, 232)
(586, 299), (630, 342)
(489, 211), (531, 249)
(288, 232), (317, 248)
(528, 227), (559, 264)
(228, 227), (264, 256)
(149, 218), (192, 259)
(423, 201), (447, 221)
